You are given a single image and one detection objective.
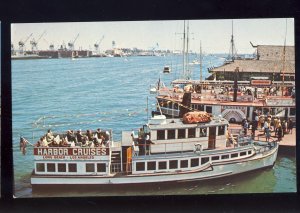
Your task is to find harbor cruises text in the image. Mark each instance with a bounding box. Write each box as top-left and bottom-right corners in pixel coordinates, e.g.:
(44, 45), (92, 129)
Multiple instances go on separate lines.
(34, 147), (108, 158)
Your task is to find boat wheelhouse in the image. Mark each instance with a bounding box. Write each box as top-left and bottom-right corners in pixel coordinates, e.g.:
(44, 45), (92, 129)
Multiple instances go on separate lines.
(31, 113), (279, 188)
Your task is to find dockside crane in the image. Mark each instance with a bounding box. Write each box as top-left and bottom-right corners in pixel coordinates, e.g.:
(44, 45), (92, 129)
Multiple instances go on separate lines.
(43, 38), (55, 51)
(18, 33), (33, 55)
(30, 30), (47, 53)
(68, 33), (79, 51)
(94, 35), (105, 54)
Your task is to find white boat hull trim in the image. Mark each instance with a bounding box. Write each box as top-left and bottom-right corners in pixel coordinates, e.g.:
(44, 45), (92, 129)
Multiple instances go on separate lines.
(31, 142), (278, 186)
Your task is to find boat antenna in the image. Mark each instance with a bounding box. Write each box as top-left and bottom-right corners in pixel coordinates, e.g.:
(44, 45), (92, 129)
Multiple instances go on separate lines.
(200, 40), (203, 94)
(281, 18), (287, 96)
(147, 96), (149, 120)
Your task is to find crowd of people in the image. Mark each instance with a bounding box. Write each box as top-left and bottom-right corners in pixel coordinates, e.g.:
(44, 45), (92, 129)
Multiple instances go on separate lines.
(242, 112), (294, 142)
(35, 128), (111, 148)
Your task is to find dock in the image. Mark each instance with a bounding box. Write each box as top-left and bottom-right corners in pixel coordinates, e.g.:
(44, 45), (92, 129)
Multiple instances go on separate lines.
(228, 124), (296, 155)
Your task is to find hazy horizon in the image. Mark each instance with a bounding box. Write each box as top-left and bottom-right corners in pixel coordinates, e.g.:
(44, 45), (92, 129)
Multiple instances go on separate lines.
(11, 18), (294, 54)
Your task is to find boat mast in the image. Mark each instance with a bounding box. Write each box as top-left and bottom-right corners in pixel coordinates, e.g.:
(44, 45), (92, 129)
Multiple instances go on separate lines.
(186, 21), (190, 79)
(183, 20), (186, 78)
(281, 19), (287, 96)
(200, 41), (203, 82)
(231, 20), (234, 61)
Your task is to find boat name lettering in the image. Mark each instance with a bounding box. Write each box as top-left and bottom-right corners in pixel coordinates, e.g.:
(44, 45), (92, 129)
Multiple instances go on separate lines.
(35, 148), (108, 156)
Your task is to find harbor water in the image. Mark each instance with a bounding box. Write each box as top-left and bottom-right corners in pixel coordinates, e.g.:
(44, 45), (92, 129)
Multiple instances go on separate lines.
(12, 55), (296, 197)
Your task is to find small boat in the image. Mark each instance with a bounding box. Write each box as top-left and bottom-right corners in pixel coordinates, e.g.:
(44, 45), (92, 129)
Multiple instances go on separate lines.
(29, 109), (278, 189)
(163, 66), (171, 73)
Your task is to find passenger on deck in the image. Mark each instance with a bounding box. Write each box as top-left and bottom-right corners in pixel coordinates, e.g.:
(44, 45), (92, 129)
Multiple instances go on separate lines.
(82, 135), (89, 146)
(60, 137), (69, 147)
(277, 123), (283, 141)
(35, 137), (43, 147)
(76, 129), (83, 143)
(67, 130), (76, 142)
(86, 130), (93, 141)
(287, 118), (294, 134)
(96, 128), (103, 139)
(46, 129), (54, 142)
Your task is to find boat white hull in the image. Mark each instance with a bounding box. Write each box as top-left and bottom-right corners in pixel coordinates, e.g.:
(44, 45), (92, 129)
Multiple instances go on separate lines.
(31, 145), (278, 186)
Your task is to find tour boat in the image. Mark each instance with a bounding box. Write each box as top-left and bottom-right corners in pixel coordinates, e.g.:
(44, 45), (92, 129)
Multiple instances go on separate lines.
(30, 111), (279, 188)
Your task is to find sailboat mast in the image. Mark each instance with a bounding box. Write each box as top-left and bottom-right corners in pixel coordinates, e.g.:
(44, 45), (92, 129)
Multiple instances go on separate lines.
(200, 41), (203, 82)
(183, 20), (186, 78)
(281, 19), (287, 96)
(186, 21), (190, 79)
(231, 20), (234, 61)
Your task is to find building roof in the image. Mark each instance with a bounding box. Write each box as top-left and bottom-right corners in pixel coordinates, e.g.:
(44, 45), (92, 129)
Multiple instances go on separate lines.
(257, 45), (294, 61)
(210, 59), (295, 74)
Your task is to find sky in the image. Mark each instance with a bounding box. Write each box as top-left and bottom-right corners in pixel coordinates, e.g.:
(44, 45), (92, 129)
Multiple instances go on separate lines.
(11, 18), (294, 54)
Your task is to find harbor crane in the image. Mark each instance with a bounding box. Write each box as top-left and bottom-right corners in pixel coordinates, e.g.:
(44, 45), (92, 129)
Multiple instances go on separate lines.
(68, 33), (79, 51)
(18, 33), (33, 55)
(43, 38), (55, 51)
(30, 30), (47, 53)
(94, 35), (105, 53)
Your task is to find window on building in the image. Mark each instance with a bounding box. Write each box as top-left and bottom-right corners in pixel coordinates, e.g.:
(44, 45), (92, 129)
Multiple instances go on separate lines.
(200, 128), (207, 137)
(201, 157), (210, 165)
(167, 129), (176, 140)
(240, 152), (247, 156)
(169, 160), (178, 169)
(157, 130), (165, 140)
(97, 163), (106, 172)
(58, 163), (66, 172)
(180, 160), (188, 168)
(178, 129), (186, 139)
(188, 128), (196, 138)
(147, 161), (156, 170)
(218, 126), (225, 135)
(68, 163), (77, 172)
(231, 153), (238, 158)
(136, 162), (145, 171)
(211, 156), (219, 161)
(191, 158), (199, 167)
(158, 161), (167, 170)
(36, 163), (45, 172)
(86, 163), (95, 172)
(206, 106), (212, 113)
(47, 163), (55, 172)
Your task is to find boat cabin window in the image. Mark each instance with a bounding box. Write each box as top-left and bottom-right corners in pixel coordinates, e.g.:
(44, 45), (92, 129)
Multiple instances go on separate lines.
(143, 125), (150, 134)
(188, 128), (196, 138)
(167, 129), (176, 140)
(248, 151), (252, 155)
(211, 156), (219, 161)
(178, 129), (186, 139)
(198, 105), (205, 111)
(68, 163), (77, 172)
(136, 162), (145, 171)
(58, 163), (66, 172)
(231, 153), (238, 158)
(180, 160), (188, 168)
(86, 163), (95, 172)
(221, 155), (229, 160)
(97, 163), (106, 172)
(47, 163), (55, 172)
(240, 152), (247, 157)
(201, 157), (209, 165)
(147, 161), (156, 171)
(191, 158), (199, 167)
(200, 128), (207, 137)
(169, 160), (178, 169)
(36, 163), (45, 172)
(206, 106), (212, 113)
(158, 161), (167, 170)
(218, 126), (225, 136)
(157, 130), (165, 140)
(290, 108), (296, 116)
